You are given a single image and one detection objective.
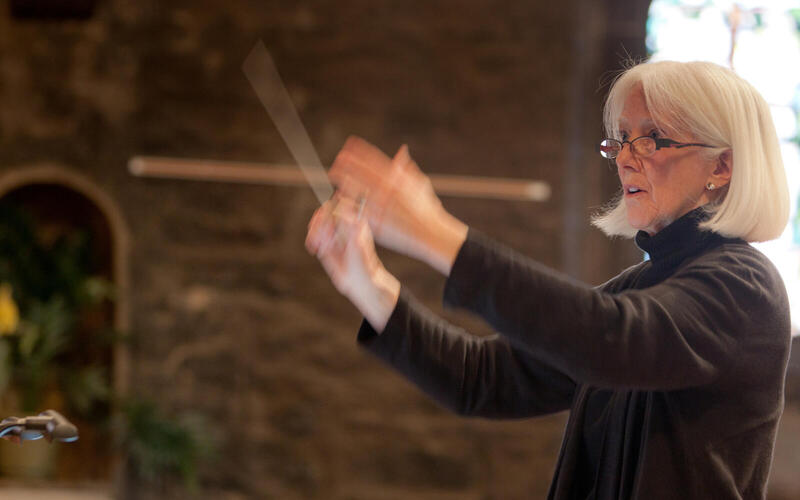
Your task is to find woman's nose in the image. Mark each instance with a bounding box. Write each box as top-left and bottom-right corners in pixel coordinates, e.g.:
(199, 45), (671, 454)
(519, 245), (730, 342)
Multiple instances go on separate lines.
(615, 141), (638, 170)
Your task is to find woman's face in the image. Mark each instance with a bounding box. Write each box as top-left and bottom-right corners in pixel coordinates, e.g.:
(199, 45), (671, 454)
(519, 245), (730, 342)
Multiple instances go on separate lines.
(616, 86), (716, 235)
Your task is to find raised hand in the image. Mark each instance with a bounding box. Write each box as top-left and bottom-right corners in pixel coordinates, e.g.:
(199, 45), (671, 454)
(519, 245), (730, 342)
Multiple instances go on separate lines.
(305, 195), (400, 331)
(329, 137), (468, 275)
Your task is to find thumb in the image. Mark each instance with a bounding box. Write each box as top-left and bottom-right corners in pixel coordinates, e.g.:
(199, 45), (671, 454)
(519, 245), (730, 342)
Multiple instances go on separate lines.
(392, 144), (425, 179)
(392, 144), (410, 169)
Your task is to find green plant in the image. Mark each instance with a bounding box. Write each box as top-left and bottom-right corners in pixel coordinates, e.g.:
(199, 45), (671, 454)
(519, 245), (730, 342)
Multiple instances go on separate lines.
(0, 201), (113, 414)
(0, 200), (214, 488)
(115, 399), (215, 490)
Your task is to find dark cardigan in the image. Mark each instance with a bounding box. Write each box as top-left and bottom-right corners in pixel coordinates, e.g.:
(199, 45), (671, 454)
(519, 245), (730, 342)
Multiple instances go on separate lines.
(357, 209), (791, 499)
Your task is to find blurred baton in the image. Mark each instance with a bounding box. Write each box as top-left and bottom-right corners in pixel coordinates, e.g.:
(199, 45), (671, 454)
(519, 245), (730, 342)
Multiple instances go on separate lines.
(242, 40), (334, 204)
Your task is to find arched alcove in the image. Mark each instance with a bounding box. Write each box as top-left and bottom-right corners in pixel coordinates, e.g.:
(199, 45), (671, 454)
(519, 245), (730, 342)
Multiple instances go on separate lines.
(0, 164), (130, 485)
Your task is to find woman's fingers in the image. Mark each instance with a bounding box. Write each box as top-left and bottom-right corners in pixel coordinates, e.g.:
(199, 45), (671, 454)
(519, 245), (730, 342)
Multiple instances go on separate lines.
(330, 141), (403, 237)
(305, 206), (324, 254)
(330, 138), (391, 192)
(307, 199), (345, 255)
(392, 144), (410, 169)
(308, 196), (374, 297)
(338, 136), (393, 175)
(306, 191), (400, 327)
(392, 144), (427, 181)
(329, 193), (360, 221)
(306, 196), (361, 258)
(306, 202), (334, 255)
(318, 243), (347, 292)
(329, 171), (370, 202)
(326, 137), (458, 271)
(307, 202), (345, 285)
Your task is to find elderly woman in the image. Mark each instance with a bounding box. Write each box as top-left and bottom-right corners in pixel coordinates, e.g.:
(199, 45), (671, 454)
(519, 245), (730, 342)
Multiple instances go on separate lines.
(306, 60), (791, 498)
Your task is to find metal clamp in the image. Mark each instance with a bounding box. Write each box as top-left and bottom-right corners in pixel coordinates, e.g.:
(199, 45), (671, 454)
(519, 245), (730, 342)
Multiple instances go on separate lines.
(0, 409), (79, 443)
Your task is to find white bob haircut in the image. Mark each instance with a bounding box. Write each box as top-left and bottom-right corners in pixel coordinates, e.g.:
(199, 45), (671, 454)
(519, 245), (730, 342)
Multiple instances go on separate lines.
(592, 60), (789, 242)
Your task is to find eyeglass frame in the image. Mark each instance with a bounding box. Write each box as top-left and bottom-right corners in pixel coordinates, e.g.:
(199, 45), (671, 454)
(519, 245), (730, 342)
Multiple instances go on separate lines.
(596, 135), (715, 159)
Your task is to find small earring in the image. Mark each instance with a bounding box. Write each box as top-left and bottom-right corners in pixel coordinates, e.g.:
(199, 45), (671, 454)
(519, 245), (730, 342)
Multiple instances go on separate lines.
(706, 182), (716, 191)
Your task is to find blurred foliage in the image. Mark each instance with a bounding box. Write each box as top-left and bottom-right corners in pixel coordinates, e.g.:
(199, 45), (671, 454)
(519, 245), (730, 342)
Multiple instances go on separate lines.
(115, 399), (215, 490)
(0, 200), (214, 488)
(0, 201), (113, 414)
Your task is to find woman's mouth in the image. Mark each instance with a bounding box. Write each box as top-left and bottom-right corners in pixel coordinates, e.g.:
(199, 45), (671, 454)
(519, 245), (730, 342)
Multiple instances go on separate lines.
(624, 185), (646, 197)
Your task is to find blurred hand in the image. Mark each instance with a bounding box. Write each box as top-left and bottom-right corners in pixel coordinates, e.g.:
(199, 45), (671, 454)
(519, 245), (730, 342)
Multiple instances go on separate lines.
(306, 195), (400, 332)
(329, 137), (467, 275)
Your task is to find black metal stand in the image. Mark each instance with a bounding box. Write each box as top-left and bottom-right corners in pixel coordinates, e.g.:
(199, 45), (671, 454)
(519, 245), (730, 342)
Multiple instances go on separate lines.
(0, 409), (78, 443)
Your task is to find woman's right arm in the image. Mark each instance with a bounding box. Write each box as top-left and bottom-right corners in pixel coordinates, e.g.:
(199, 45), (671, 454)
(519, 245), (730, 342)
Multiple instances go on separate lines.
(358, 289), (577, 418)
(306, 193), (576, 418)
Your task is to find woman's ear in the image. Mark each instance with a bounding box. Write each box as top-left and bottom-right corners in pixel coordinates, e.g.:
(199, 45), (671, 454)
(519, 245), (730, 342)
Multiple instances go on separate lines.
(709, 149), (733, 188)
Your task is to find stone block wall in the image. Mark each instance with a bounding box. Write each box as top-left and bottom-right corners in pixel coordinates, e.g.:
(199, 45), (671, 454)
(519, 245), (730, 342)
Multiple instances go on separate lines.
(0, 2), (593, 497)
(6, 1), (797, 499)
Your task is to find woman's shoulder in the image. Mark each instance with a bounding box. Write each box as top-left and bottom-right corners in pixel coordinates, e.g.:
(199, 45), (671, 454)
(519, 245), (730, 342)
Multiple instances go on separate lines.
(600, 237), (784, 294)
(690, 237), (783, 283)
(676, 238), (789, 319)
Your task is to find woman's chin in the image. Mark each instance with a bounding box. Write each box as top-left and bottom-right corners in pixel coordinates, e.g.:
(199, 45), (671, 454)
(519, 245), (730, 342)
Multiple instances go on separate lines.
(626, 216), (654, 235)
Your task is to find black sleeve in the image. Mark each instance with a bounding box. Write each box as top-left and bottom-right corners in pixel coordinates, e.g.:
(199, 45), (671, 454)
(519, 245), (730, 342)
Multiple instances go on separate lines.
(444, 230), (790, 390)
(357, 289), (577, 418)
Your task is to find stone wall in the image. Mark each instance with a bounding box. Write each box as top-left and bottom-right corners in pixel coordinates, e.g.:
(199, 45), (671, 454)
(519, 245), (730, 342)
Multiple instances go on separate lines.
(4, 1), (797, 499)
(0, 2), (595, 497)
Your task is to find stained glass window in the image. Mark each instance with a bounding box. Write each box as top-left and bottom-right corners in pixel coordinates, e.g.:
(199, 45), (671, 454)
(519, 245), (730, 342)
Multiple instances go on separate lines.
(648, 0), (800, 334)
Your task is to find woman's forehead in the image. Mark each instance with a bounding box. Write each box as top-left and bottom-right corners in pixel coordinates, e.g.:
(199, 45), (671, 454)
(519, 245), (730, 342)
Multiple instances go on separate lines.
(617, 85), (657, 130)
(617, 115), (657, 130)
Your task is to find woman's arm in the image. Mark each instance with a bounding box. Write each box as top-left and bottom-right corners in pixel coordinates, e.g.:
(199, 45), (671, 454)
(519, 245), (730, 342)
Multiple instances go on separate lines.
(306, 196), (576, 418)
(445, 231), (790, 391)
(328, 137), (789, 391)
(358, 289), (577, 418)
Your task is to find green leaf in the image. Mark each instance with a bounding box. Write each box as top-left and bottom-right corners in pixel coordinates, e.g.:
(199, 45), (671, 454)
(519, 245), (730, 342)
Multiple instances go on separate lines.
(82, 277), (116, 304)
(117, 399), (215, 489)
(24, 299), (73, 363)
(18, 322), (40, 359)
(65, 366), (110, 415)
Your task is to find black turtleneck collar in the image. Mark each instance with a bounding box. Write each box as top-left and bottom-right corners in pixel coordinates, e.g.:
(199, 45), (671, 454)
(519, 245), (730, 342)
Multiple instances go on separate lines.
(634, 207), (736, 272)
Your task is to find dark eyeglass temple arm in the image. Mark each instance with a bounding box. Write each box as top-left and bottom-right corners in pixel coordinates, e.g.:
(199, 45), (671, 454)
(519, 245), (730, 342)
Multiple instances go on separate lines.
(655, 138), (714, 150)
(673, 143), (715, 148)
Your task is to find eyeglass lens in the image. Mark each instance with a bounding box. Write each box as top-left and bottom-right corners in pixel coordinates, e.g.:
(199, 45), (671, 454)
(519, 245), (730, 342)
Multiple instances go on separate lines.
(598, 139), (621, 159)
(598, 137), (656, 159)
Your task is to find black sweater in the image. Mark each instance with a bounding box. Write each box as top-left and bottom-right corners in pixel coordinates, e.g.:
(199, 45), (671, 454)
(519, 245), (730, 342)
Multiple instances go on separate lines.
(357, 209), (791, 499)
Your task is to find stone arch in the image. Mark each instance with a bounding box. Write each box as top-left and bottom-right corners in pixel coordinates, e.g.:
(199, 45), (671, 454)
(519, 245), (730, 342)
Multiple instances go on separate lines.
(0, 163), (130, 397)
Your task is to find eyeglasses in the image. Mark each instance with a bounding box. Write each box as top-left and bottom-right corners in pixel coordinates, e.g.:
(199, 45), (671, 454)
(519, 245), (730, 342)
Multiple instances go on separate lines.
(596, 135), (715, 159)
